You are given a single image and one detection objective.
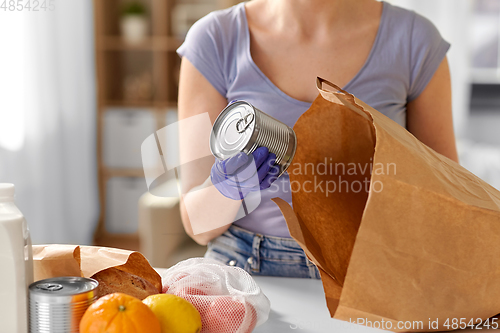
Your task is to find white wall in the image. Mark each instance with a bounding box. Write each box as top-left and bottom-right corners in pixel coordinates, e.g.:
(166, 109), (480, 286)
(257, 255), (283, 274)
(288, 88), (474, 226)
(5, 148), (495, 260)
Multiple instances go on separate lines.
(0, 1), (98, 245)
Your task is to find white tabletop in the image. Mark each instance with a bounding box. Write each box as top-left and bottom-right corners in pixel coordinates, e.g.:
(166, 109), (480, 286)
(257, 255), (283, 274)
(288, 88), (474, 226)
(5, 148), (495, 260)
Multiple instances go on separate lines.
(252, 276), (379, 333)
(156, 268), (498, 332)
(251, 277), (499, 333)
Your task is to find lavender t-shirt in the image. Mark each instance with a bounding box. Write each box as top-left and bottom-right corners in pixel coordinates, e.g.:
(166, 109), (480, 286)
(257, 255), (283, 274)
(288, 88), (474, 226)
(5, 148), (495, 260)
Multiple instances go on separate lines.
(177, 1), (450, 238)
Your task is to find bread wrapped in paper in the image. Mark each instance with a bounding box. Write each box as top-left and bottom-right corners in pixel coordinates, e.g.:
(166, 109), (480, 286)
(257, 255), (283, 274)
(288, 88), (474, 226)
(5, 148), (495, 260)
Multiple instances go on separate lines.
(33, 244), (161, 299)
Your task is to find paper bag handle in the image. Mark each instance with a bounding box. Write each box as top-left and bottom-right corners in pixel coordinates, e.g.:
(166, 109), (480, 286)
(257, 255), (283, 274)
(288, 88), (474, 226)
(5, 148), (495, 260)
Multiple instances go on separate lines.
(316, 77), (348, 95)
(316, 77), (371, 121)
(316, 77), (361, 108)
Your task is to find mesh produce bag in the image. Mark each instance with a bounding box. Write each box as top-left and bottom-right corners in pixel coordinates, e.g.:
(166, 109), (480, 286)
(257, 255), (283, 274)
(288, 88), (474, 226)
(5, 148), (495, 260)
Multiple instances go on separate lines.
(160, 258), (271, 333)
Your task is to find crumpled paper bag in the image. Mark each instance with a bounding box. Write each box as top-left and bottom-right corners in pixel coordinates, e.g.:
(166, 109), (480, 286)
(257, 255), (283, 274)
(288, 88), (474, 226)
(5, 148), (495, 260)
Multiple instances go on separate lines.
(273, 77), (500, 332)
(32, 244), (162, 293)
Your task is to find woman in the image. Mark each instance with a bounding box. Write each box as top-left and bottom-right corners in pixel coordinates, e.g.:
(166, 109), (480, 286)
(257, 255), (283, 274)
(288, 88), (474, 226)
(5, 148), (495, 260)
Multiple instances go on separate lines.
(176, 0), (458, 278)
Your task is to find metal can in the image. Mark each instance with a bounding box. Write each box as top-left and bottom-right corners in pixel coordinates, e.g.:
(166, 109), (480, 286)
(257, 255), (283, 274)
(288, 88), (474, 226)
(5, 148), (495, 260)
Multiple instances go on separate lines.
(210, 101), (297, 176)
(29, 277), (98, 333)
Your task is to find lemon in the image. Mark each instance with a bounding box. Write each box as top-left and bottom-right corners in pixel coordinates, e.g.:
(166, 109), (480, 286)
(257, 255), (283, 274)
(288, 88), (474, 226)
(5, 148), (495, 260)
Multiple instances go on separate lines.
(143, 294), (202, 333)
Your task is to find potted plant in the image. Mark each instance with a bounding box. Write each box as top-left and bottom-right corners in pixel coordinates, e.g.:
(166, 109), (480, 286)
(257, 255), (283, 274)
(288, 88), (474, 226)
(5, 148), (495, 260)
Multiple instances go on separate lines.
(120, 1), (149, 44)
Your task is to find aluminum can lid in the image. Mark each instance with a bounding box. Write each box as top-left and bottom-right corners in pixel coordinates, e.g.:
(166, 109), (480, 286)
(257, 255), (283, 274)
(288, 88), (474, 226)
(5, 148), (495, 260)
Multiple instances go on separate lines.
(210, 101), (256, 160)
(29, 277), (98, 303)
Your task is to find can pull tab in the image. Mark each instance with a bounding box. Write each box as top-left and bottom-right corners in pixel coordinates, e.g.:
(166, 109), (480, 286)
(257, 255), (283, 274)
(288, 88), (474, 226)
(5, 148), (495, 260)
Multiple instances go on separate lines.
(236, 113), (254, 133)
(36, 283), (63, 292)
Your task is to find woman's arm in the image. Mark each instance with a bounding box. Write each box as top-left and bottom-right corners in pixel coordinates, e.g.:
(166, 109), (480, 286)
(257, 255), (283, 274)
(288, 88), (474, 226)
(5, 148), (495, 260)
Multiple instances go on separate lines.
(406, 57), (459, 163)
(177, 58), (242, 245)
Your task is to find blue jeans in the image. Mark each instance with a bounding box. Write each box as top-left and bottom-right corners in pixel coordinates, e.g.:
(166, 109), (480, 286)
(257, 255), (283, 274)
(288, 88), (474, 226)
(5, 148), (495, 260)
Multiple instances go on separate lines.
(205, 225), (321, 279)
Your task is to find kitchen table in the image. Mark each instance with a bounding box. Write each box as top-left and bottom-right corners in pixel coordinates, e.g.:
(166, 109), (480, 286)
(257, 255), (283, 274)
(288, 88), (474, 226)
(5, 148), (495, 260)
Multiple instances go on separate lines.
(156, 269), (499, 333)
(252, 277), (500, 333)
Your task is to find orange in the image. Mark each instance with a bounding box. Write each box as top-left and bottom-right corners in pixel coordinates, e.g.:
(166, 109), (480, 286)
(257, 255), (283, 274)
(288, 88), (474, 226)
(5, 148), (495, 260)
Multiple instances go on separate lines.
(80, 292), (161, 333)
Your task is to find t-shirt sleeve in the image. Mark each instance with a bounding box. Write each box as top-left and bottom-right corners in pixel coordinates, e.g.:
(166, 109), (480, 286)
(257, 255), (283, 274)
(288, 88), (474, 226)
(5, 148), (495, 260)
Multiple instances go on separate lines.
(407, 13), (450, 101)
(177, 13), (227, 97)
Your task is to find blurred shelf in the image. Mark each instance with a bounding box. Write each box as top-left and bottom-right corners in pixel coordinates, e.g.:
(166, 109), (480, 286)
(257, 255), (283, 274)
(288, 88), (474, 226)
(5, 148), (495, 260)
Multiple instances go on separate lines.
(93, 0), (216, 251)
(104, 168), (145, 178)
(104, 100), (178, 108)
(471, 68), (500, 84)
(470, 83), (500, 111)
(99, 36), (183, 51)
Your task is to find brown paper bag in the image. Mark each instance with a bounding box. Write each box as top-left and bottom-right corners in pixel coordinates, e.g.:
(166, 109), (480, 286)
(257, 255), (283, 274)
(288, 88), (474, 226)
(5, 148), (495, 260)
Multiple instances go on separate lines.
(273, 77), (500, 332)
(33, 244), (162, 293)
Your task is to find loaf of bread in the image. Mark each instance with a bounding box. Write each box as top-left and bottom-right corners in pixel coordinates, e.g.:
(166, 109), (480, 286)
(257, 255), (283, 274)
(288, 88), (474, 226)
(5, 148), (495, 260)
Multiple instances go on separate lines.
(92, 267), (159, 300)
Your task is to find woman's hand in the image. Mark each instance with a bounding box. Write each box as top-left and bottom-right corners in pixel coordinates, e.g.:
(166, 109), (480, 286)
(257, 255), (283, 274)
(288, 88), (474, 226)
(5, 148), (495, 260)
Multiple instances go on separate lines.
(211, 147), (280, 200)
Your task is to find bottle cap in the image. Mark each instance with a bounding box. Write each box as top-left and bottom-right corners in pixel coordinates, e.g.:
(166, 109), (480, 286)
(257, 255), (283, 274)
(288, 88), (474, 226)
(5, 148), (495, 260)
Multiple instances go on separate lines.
(0, 183), (15, 200)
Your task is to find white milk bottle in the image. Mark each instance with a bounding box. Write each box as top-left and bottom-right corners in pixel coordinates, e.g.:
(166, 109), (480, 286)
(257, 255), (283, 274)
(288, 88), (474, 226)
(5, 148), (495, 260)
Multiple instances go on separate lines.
(0, 184), (33, 333)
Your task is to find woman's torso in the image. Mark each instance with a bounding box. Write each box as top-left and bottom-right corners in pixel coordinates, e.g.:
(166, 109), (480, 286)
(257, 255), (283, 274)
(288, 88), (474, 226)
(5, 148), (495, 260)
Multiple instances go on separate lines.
(177, 1), (449, 237)
(245, 0), (384, 103)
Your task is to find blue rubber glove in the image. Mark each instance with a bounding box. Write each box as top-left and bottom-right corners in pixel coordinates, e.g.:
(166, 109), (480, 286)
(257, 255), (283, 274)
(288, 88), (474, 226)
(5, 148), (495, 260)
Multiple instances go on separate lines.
(211, 147), (281, 200)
